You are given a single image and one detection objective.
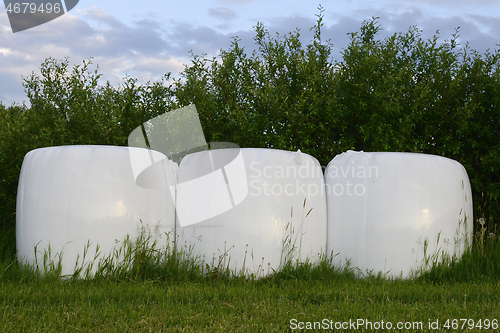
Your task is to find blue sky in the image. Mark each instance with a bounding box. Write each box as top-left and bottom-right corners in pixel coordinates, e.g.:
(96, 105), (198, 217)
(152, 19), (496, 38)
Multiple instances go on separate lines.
(1, 0), (499, 105)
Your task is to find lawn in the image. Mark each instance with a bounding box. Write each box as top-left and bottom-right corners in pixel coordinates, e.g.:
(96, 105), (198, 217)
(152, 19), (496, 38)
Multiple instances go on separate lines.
(1, 229), (500, 332)
(1, 276), (500, 332)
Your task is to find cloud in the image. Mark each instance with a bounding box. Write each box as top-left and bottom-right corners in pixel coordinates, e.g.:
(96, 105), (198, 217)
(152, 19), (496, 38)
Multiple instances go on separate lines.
(208, 7), (238, 21)
(469, 14), (500, 40)
(394, 0), (497, 7)
(242, 4), (500, 65)
(78, 6), (125, 29)
(215, 0), (257, 4)
(319, 5), (499, 57)
(0, 7), (230, 105)
(0, 69), (26, 106)
(0, 2), (499, 106)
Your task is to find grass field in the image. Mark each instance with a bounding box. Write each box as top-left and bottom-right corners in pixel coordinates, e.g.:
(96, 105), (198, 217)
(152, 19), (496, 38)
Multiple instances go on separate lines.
(1, 229), (500, 332)
(1, 277), (500, 332)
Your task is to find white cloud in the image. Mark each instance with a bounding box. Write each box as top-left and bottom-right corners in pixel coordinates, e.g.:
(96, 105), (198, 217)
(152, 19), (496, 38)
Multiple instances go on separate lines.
(0, 8), (208, 105)
(215, 0), (257, 4)
(77, 6), (125, 29)
(0, 47), (12, 55)
(208, 7), (238, 21)
(0, 1), (499, 106)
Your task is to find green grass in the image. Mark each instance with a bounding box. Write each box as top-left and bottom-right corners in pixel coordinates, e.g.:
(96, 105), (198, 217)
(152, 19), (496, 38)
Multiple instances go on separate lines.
(1, 225), (500, 332)
(1, 273), (500, 331)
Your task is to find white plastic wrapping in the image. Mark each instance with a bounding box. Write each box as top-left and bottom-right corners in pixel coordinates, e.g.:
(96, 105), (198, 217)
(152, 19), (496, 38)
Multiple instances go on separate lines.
(19, 144), (472, 280)
(325, 151), (473, 278)
(176, 148), (327, 277)
(16, 145), (176, 277)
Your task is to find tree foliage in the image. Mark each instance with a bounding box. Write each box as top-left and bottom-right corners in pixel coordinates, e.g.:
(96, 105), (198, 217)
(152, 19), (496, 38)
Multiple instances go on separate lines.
(1, 10), (500, 258)
(175, 11), (338, 160)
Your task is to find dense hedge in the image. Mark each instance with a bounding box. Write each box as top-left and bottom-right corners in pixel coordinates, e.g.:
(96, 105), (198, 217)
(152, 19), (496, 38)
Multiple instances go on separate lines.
(1, 13), (499, 259)
(174, 15), (500, 231)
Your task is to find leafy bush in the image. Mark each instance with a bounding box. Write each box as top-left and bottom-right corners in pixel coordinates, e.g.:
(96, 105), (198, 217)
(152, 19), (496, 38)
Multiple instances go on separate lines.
(0, 58), (178, 256)
(174, 10), (338, 161)
(175, 12), (500, 234)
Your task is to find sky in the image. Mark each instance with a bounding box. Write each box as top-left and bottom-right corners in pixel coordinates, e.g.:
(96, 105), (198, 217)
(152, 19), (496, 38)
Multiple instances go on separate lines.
(1, 0), (499, 106)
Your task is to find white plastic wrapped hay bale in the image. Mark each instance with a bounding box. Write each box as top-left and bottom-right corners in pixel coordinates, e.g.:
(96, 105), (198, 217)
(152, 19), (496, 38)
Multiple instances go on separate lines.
(16, 145), (177, 277)
(176, 148), (327, 277)
(325, 151), (473, 279)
